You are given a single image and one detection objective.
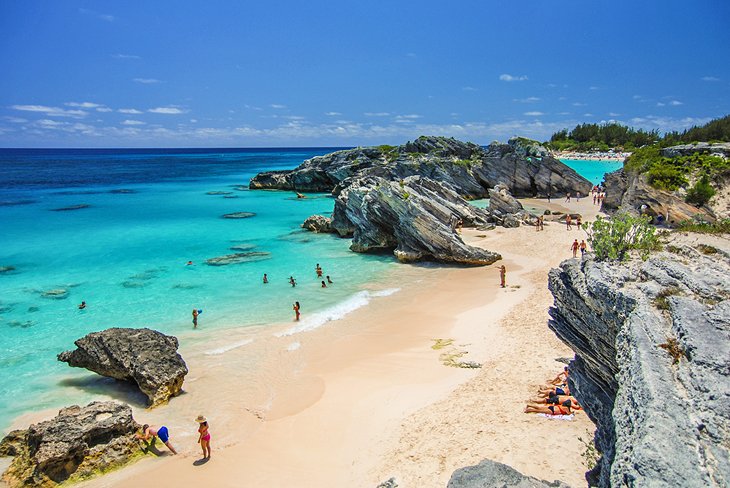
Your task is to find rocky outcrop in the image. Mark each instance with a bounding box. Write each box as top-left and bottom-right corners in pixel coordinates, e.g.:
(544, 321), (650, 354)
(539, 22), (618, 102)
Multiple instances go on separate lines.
(250, 136), (591, 199)
(488, 184), (524, 215)
(0, 401), (141, 487)
(206, 251), (271, 266)
(330, 175), (501, 265)
(221, 211), (256, 219)
(548, 241), (730, 487)
(301, 215), (334, 233)
(602, 168), (714, 225)
(661, 142), (730, 159)
(58, 328), (188, 407)
(447, 459), (570, 487)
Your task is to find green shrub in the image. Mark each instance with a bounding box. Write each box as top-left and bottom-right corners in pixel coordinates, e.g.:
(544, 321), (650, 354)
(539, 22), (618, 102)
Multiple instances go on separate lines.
(584, 213), (660, 261)
(645, 164), (688, 190)
(685, 175), (716, 206)
(676, 217), (730, 234)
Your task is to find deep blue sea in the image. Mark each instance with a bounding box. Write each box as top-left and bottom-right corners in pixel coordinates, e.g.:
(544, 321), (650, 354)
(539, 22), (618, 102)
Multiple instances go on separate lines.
(0, 149), (620, 431)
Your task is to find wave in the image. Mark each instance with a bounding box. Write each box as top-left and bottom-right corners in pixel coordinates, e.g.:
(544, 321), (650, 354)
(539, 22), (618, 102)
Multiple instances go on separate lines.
(204, 338), (254, 355)
(275, 288), (401, 337)
(286, 342), (301, 351)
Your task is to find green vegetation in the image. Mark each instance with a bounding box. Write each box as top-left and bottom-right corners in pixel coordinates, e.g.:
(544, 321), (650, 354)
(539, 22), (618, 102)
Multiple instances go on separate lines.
(685, 175), (717, 206)
(584, 213), (660, 261)
(578, 433), (600, 470)
(696, 244), (719, 255)
(675, 217), (730, 234)
(655, 286), (681, 311)
(377, 144), (400, 163)
(548, 122), (658, 151)
(664, 114), (730, 144)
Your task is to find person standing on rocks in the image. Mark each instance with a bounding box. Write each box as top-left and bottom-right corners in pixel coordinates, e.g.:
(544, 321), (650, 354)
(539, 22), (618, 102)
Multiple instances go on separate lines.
(498, 265), (506, 288)
(137, 424), (178, 455)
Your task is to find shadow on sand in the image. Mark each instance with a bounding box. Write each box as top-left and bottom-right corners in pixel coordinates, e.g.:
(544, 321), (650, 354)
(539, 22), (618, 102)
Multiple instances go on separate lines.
(58, 374), (150, 408)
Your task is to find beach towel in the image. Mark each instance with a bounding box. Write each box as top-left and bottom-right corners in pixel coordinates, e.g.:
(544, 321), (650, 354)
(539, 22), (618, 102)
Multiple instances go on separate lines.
(536, 413), (574, 421)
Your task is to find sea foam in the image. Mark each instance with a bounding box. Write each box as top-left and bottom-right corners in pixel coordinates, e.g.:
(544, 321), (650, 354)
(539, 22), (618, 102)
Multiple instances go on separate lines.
(204, 338), (254, 355)
(275, 288), (400, 337)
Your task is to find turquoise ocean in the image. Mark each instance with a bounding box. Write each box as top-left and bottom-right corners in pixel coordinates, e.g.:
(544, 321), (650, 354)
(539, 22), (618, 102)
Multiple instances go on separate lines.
(0, 149), (621, 431)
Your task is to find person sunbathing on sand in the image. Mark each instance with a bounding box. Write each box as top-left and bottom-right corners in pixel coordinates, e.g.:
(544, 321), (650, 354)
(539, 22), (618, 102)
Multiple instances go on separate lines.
(524, 399), (577, 415)
(527, 395), (580, 408)
(549, 367), (569, 385)
(538, 384), (570, 398)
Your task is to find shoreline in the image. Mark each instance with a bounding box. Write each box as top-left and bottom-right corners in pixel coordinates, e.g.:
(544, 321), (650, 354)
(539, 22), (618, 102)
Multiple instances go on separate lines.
(554, 150), (629, 162)
(3, 196), (601, 488)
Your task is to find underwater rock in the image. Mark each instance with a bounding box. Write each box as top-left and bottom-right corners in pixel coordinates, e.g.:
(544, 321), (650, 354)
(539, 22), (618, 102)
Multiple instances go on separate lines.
(206, 251), (272, 266)
(51, 204), (91, 212)
(223, 195), (239, 199)
(229, 243), (257, 251)
(221, 212), (256, 219)
(0, 401), (141, 487)
(205, 191), (233, 195)
(41, 289), (69, 300)
(0, 266), (16, 274)
(0, 200), (37, 207)
(58, 328), (188, 407)
(108, 189), (137, 194)
(8, 320), (34, 329)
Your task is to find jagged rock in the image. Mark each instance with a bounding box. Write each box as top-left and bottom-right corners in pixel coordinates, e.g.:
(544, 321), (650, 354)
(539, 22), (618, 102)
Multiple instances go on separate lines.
(221, 211), (256, 219)
(0, 401), (141, 487)
(331, 175), (501, 265)
(41, 289), (69, 300)
(205, 251), (271, 266)
(502, 215), (520, 228)
(447, 458), (571, 487)
(661, 142), (730, 159)
(488, 184), (524, 215)
(250, 136), (591, 199)
(301, 214), (334, 233)
(602, 168), (715, 226)
(547, 241), (730, 487)
(58, 328), (188, 407)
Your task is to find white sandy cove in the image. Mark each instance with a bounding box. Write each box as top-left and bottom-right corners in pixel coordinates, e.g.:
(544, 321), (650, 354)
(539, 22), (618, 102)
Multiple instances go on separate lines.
(22, 196), (599, 488)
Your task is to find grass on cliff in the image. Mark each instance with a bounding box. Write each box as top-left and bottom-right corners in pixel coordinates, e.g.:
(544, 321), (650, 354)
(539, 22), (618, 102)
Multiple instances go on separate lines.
(675, 217), (730, 234)
(583, 213), (660, 261)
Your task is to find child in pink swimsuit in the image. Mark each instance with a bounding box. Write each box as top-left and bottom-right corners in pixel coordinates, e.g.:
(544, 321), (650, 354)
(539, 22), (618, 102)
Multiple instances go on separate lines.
(196, 415), (211, 459)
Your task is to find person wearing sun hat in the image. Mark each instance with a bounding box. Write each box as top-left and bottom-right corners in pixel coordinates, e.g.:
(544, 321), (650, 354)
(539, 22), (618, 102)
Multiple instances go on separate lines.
(196, 414), (211, 459)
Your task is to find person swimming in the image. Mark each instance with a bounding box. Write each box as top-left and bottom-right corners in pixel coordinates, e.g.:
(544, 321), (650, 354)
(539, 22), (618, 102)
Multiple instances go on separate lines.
(321, 280), (327, 288)
(78, 301), (86, 310)
(263, 273), (269, 284)
(326, 275), (333, 284)
(289, 276), (296, 287)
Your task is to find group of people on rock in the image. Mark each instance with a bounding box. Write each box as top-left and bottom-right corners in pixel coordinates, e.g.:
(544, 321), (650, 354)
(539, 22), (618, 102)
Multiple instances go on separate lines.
(524, 367), (582, 416)
(135, 415), (211, 460)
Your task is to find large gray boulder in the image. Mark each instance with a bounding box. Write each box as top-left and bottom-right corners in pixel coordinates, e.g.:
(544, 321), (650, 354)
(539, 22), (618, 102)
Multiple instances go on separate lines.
(447, 458), (571, 487)
(301, 214), (334, 233)
(250, 136), (592, 199)
(331, 175), (501, 265)
(488, 183), (524, 215)
(58, 328), (188, 407)
(548, 242), (730, 487)
(0, 401), (141, 487)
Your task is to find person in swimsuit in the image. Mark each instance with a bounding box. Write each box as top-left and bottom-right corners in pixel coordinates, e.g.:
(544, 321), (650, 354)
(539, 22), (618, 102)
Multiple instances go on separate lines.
(524, 399), (576, 415)
(571, 239), (579, 258)
(538, 383), (570, 397)
(566, 214), (572, 230)
(137, 424), (178, 454)
(326, 275), (333, 284)
(78, 301), (86, 310)
(527, 395), (581, 407)
(192, 309), (199, 328)
(315, 264), (323, 278)
(293, 301), (300, 321)
(580, 240), (587, 256)
(549, 367), (569, 385)
(321, 280), (327, 288)
(196, 415), (211, 459)
(263, 273), (269, 284)
(498, 265), (506, 288)
(289, 276), (296, 287)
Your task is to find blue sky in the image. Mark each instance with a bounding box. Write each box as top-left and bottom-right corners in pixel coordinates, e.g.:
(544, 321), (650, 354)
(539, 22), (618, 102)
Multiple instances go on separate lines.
(1, 0), (728, 147)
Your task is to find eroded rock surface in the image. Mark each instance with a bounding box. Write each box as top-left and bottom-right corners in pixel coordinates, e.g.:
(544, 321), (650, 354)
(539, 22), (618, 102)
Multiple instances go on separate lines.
(331, 175), (501, 265)
(0, 401), (140, 487)
(548, 240), (730, 487)
(206, 251), (271, 265)
(250, 136), (591, 199)
(301, 214), (334, 233)
(447, 458), (571, 487)
(58, 328), (188, 407)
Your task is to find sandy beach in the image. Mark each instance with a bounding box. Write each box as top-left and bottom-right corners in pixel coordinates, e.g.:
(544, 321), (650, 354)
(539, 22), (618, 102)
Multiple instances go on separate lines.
(7, 196), (600, 488)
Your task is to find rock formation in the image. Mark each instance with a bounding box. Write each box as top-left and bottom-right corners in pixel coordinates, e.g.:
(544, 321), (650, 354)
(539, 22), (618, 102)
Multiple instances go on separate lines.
(250, 136), (592, 199)
(0, 401), (141, 487)
(221, 211), (256, 219)
(547, 240), (730, 486)
(301, 214), (334, 233)
(58, 328), (188, 407)
(661, 142), (730, 159)
(330, 175), (501, 265)
(447, 458), (570, 487)
(206, 251), (271, 266)
(601, 168), (715, 225)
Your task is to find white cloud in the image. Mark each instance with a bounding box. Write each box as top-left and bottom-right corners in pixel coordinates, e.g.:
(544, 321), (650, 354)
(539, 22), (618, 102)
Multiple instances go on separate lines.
(96, 107), (113, 112)
(583, 113), (594, 117)
(2, 116), (27, 123)
(148, 107), (185, 114)
(462, 86), (477, 91)
(589, 86), (599, 90)
(656, 102), (666, 107)
(524, 111), (544, 116)
(79, 8), (114, 22)
(701, 76), (719, 82)
(499, 74), (528, 82)
(133, 78), (162, 84)
(121, 120), (145, 126)
(572, 102), (587, 107)
(669, 100), (683, 106)
(65, 102), (102, 108)
(113, 54), (140, 59)
(629, 115), (712, 132)
(364, 112), (390, 117)
(118, 108), (143, 114)
(270, 104), (287, 109)
(608, 112), (621, 117)
(324, 112), (341, 116)
(513, 97), (541, 103)
(11, 104), (87, 118)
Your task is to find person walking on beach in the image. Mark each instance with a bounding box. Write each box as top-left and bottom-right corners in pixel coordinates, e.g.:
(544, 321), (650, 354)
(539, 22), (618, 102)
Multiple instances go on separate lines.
(196, 415), (211, 460)
(571, 239), (579, 258)
(593, 193), (598, 205)
(293, 301), (300, 321)
(192, 308), (199, 328)
(576, 216), (582, 229)
(580, 240), (587, 257)
(566, 215), (572, 230)
(565, 192), (571, 203)
(263, 273), (268, 284)
(576, 192), (581, 202)
(547, 193), (551, 203)
(137, 424), (178, 455)
(539, 215), (545, 231)
(498, 265), (506, 288)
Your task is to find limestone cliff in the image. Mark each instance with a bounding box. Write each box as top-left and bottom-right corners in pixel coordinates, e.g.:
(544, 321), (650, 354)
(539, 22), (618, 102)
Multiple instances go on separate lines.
(547, 239), (730, 486)
(250, 136), (592, 199)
